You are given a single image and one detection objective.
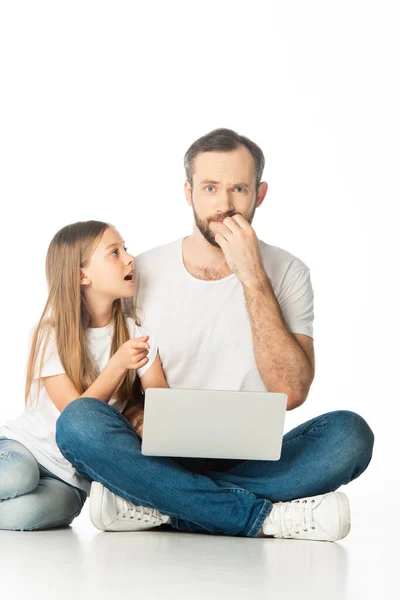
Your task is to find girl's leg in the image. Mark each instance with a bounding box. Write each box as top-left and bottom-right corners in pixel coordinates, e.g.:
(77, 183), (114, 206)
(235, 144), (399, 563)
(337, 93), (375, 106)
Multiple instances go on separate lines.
(0, 437), (86, 531)
(0, 437), (40, 500)
(56, 398), (270, 537)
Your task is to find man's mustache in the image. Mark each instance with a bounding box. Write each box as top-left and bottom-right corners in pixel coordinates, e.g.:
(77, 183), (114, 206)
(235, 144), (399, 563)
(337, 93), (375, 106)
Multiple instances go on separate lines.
(208, 212), (241, 222)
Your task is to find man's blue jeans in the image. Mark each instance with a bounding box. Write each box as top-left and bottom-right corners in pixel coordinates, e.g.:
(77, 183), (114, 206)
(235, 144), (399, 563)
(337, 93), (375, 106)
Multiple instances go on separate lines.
(55, 398), (374, 537)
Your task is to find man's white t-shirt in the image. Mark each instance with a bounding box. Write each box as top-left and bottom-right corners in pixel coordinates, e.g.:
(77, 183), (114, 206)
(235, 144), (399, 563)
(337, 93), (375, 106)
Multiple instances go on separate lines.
(0, 318), (157, 494)
(133, 237), (314, 392)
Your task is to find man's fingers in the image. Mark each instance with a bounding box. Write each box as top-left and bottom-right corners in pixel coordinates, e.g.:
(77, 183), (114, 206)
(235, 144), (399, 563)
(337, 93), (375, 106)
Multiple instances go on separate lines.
(223, 216), (241, 233)
(231, 214), (250, 229)
(215, 232), (228, 247)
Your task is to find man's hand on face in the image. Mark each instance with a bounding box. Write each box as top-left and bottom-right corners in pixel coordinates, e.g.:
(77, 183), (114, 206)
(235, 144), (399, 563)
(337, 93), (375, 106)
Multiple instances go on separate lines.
(214, 214), (264, 285)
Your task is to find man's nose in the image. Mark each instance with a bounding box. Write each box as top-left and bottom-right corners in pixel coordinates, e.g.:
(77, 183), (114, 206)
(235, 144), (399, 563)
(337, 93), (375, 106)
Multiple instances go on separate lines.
(215, 189), (233, 211)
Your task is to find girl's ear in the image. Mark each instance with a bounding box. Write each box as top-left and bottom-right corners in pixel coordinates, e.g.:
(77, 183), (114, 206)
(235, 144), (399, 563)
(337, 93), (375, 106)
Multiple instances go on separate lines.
(80, 269), (91, 287)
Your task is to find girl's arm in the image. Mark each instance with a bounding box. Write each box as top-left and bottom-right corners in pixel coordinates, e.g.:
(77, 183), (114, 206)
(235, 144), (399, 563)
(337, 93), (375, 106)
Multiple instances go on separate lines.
(139, 353), (169, 392)
(123, 353), (168, 438)
(42, 337), (150, 413)
(42, 357), (127, 413)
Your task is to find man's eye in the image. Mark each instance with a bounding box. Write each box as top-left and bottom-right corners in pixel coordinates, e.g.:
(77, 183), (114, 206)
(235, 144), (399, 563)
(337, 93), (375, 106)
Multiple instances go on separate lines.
(206, 186), (215, 192)
(235, 187), (246, 193)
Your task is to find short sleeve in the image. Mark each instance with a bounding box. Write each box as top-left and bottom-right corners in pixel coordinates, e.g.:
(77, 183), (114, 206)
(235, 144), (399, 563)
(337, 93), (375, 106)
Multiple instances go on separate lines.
(128, 321), (158, 378)
(278, 268), (314, 338)
(33, 331), (65, 379)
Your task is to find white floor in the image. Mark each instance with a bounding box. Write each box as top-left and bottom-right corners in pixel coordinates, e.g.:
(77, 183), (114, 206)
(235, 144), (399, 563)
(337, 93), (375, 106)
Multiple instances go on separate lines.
(0, 490), (391, 600)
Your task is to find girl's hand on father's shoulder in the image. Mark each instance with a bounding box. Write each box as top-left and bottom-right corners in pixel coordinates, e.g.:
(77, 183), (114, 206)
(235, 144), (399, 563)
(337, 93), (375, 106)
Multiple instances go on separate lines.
(111, 336), (150, 371)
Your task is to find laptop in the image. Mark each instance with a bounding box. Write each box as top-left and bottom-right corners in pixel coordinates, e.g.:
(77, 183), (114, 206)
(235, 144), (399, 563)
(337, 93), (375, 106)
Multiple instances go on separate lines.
(141, 388), (287, 460)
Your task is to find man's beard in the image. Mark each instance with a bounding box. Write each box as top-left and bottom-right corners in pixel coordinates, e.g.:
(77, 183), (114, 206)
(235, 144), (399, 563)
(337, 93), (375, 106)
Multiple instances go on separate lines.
(192, 203), (257, 249)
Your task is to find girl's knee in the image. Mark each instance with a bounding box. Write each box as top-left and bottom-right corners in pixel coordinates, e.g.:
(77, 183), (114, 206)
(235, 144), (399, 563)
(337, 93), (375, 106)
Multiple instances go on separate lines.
(0, 499), (80, 531)
(0, 478), (84, 531)
(0, 449), (40, 500)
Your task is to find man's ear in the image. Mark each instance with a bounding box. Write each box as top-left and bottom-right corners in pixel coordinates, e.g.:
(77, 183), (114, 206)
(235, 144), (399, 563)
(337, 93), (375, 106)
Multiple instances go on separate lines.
(256, 181), (268, 208)
(80, 269), (91, 287)
(184, 180), (193, 207)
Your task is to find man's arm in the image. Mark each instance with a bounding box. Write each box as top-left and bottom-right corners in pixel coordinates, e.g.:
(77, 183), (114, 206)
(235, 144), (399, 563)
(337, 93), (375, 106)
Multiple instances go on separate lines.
(214, 214), (314, 411)
(242, 271), (314, 410)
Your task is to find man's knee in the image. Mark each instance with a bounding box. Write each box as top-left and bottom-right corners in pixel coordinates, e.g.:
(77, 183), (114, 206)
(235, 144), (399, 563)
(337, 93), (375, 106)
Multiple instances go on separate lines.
(330, 409), (374, 468)
(56, 397), (102, 448)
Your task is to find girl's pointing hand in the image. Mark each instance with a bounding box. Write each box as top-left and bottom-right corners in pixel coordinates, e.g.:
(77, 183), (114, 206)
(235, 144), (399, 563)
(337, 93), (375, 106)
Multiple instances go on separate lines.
(112, 336), (150, 371)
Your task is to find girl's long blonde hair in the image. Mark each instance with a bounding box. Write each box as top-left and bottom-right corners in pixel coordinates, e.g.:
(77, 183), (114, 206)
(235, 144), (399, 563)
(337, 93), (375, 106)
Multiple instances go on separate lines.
(25, 220), (141, 407)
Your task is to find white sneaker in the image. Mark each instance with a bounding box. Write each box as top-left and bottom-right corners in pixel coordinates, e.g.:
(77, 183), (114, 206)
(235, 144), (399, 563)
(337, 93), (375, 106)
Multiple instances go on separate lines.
(89, 481), (171, 532)
(260, 492), (351, 542)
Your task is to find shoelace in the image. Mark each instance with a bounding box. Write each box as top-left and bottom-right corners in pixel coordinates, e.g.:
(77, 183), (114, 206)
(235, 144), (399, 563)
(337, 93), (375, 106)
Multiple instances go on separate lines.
(120, 500), (161, 524)
(276, 498), (317, 536)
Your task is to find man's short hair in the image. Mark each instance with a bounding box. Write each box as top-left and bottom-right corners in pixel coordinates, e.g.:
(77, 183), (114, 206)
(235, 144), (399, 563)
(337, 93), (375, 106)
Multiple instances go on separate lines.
(184, 128), (265, 189)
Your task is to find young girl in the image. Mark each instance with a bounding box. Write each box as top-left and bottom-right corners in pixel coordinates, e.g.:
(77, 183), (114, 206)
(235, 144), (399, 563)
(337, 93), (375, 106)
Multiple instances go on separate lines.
(0, 220), (168, 531)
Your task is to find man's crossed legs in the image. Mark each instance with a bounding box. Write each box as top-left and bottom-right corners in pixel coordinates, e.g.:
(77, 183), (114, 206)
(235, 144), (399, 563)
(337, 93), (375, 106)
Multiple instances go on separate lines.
(56, 398), (374, 540)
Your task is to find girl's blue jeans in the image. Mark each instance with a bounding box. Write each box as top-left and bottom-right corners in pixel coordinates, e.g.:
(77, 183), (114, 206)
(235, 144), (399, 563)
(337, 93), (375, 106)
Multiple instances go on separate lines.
(0, 436), (86, 531)
(55, 398), (374, 537)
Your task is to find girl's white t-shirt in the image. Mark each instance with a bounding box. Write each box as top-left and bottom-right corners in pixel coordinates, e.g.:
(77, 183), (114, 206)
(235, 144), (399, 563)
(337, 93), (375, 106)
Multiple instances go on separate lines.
(0, 318), (157, 494)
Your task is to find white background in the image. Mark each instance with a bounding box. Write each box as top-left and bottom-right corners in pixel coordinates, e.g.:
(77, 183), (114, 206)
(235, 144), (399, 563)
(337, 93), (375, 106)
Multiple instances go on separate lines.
(0, 0), (398, 542)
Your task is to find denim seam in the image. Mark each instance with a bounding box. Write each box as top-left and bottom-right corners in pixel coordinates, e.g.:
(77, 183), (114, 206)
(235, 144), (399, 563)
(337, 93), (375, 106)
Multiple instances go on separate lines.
(223, 487), (253, 494)
(248, 499), (272, 537)
(225, 488), (273, 536)
(301, 415), (328, 437)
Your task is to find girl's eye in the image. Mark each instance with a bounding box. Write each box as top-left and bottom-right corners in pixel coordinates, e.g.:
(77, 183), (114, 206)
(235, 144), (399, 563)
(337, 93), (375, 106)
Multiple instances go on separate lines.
(111, 246), (128, 256)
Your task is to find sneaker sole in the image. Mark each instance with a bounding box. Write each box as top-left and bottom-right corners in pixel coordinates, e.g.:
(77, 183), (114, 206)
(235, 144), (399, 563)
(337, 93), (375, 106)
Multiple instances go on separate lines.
(89, 481), (108, 531)
(334, 492), (351, 541)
